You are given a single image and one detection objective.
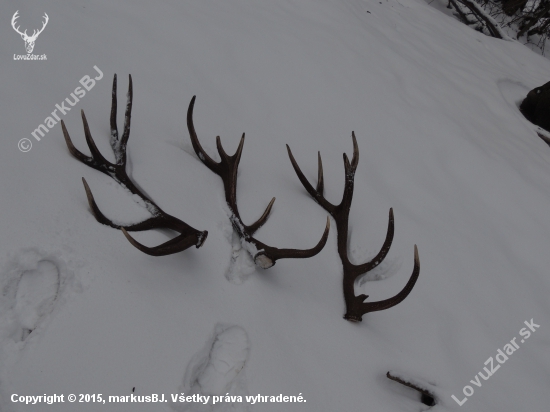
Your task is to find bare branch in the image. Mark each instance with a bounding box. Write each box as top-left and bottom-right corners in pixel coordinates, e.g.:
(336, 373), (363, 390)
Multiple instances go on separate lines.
(387, 371), (436, 407)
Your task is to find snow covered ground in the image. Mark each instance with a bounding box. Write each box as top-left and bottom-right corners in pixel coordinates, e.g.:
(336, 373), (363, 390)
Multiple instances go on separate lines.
(1, 0), (550, 410)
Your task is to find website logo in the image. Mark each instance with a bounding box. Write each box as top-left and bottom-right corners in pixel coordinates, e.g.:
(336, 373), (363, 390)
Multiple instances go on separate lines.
(12, 11), (48, 59)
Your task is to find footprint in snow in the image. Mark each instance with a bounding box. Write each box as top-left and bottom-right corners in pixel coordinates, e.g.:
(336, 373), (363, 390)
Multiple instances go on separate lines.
(173, 324), (250, 412)
(218, 219), (255, 285)
(0, 248), (74, 343)
(13, 260), (60, 341)
(0, 249), (77, 412)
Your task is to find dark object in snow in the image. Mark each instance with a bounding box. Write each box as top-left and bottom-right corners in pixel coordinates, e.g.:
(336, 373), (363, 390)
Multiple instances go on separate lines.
(187, 96), (330, 269)
(386, 371), (436, 407)
(537, 129), (550, 147)
(502, 0), (528, 16)
(287, 134), (419, 322)
(520, 81), (550, 133)
(62, 74), (208, 256)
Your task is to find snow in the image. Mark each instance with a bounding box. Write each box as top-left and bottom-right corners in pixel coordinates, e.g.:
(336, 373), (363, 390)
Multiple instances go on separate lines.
(2, 0), (550, 411)
(174, 324), (250, 412)
(13, 260), (59, 339)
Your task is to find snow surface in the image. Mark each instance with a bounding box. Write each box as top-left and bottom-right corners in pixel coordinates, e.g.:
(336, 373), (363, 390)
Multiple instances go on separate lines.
(174, 324), (250, 412)
(2, 0), (550, 411)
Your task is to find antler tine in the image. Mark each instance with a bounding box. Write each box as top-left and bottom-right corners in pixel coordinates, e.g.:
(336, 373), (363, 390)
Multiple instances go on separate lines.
(61, 120), (94, 166)
(188, 96), (329, 268)
(254, 216), (330, 268)
(316, 151), (324, 194)
(286, 145), (336, 214)
(118, 74), (133, 164)
(246, 197), (276, 235)
(342, 132), (360, 176)
(121, 228), (206, 257)
(215, 135), (228, 160)
(232, 133), (245, 165)
(84, 177), (208, 243)
(220, 132), (274, 235)
(345, 245), (419, 320)
(351, 131), (359, 169)
(354, 208), (394, 275)
(81, 110), (111, 167)
(82, 177), (118, 228)
(109, 74), (132, 165)
(110, 74), (119, 145)
(187, 96), (220, 172)
(82, 177), (158, 231)
(64, 74), (208, 256)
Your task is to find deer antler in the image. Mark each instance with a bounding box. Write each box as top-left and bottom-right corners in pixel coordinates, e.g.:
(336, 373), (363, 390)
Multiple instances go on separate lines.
(62, 74), (208, 256)
(187, 96), (330, 269)
(287, 133), (419, 322)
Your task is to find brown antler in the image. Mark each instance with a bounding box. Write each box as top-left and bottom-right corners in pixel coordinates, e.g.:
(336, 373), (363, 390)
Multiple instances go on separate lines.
(62, 74), (208, 256)
(187, 96), (329, 269)
(287, 133), (419, 322)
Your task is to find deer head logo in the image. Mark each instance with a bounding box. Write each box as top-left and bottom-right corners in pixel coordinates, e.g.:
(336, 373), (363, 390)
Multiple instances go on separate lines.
(12, 11), (49, 54)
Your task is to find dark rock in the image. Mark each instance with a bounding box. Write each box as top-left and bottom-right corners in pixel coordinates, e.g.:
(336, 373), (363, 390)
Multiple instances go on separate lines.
(520, 81), (550, 132)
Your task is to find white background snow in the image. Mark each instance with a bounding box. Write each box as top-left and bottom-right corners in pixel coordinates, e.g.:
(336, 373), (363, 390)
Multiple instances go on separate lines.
(1, 0), (550, 410)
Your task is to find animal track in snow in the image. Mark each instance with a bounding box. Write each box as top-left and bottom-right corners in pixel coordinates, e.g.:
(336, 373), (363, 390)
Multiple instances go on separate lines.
(197, 326), (249, 395)
(173, 324), (250, 412)
(0, 248), (75, 343)
(0, 249), (79, 412)
(218, 218), (255, 285)
(13, 260), (60, 341)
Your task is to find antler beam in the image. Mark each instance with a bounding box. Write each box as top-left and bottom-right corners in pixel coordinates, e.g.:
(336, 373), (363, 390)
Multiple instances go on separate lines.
(287, 133), (419, 322)
(187, 96), (329, 269)
(62, 74), (208, 256)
